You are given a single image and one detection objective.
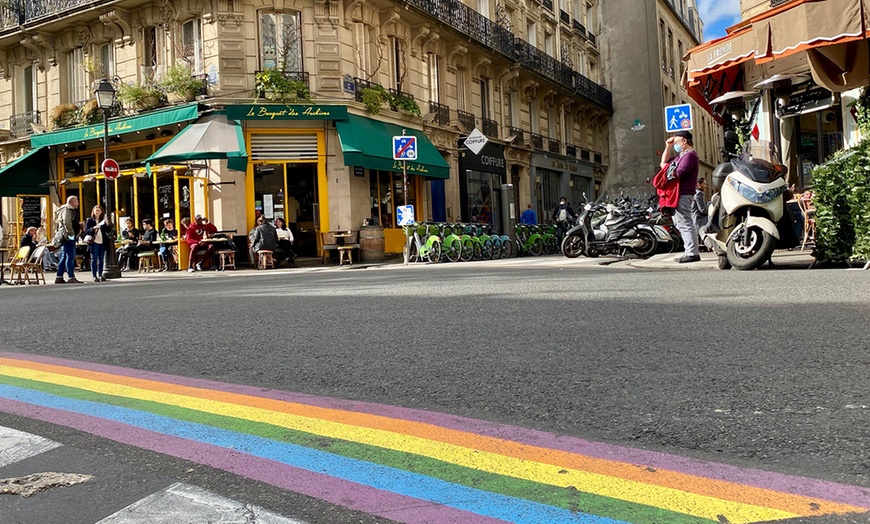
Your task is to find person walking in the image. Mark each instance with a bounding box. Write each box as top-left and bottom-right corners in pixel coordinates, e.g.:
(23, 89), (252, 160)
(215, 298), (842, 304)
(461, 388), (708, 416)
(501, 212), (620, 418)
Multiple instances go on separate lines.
(54, 195), (82, 284)
(660, 130), (700, 263)
(692, 178), (709, 233)
(84, 205), (110, 282)
(551, 197), (577, 243)
(520, 204), (537, 225)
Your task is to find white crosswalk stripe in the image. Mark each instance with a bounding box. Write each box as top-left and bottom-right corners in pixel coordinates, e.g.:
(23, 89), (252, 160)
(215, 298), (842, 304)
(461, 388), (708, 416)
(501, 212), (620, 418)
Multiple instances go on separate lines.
(0, 426), (62, 468)
(96, 482), (307, 524)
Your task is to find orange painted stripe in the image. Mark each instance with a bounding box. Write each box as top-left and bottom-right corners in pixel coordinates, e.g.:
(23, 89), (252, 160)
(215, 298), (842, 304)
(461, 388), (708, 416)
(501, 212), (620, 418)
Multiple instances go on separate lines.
(1, 356), (863, 517)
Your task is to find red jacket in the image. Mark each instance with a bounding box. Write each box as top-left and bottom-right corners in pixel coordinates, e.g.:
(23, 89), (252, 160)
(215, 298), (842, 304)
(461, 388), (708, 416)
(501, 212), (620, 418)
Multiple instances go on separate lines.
(653, 164), (680, 211)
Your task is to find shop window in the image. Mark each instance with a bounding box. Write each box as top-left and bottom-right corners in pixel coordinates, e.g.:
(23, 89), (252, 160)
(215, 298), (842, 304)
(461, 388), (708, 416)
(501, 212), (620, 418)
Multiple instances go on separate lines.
(67, 47), (88, 103)
(99, 43), (115, 78)
(259, 11), (302, 72)
(369, 171), (416, 228)
(536, 169), (561, 223)
(465, 170), (503, 229)
(181, 18), (204, 74)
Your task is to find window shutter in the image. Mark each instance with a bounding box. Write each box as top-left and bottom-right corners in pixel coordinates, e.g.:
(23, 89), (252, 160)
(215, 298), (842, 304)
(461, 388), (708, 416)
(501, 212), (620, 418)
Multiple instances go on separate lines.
(250, 134), (318, 160)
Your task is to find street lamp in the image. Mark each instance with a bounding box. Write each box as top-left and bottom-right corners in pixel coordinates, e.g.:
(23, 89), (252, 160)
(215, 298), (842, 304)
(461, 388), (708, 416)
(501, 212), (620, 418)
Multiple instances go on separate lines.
(94, 79), (121, 279)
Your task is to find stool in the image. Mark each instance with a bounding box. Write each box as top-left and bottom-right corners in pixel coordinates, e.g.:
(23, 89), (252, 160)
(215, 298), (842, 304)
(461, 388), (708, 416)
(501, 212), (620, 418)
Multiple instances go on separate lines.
(217, 250), (236, 271)
(137, 252), (158, 273)
(257, 250), (274, 269)
(338, 246), (353, 266)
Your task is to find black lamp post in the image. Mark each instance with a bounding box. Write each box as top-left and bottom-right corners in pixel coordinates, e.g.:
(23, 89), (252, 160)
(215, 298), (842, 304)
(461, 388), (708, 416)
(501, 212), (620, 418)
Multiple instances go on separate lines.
(94, 79), (121, 279)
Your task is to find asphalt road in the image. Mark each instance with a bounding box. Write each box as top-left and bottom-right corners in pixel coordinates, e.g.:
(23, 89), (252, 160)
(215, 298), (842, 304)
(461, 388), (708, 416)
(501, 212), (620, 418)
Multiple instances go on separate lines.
(1, 262), (869, 523)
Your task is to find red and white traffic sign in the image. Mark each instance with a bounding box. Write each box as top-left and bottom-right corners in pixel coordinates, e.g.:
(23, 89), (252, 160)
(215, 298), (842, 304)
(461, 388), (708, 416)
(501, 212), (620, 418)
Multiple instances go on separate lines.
(102, 158), (120, 180)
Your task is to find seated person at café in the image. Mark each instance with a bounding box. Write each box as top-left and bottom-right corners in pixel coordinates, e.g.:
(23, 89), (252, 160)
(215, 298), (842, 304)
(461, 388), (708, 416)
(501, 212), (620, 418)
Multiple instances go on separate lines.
(117, 218), (140, 272)
(20, 226), (38, 254)
(249, 216), (278, 267)
(75, 225), (90, 270)
(274, 217), (296, 267)
(23, 226), (59, 270)
(185, 214), (217, 272)
(158, 218), (179, 271)
(136, 218), (158, 259)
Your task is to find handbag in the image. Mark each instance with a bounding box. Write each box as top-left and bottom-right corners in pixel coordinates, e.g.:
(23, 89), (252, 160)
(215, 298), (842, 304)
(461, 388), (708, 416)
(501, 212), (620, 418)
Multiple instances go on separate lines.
(666, 159), (679, 180)
(84, 234), (94, 245)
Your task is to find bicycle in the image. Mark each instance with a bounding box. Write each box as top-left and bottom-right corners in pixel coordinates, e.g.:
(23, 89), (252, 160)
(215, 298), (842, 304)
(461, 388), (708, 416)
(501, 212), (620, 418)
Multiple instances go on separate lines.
(403, 224), (441, 263)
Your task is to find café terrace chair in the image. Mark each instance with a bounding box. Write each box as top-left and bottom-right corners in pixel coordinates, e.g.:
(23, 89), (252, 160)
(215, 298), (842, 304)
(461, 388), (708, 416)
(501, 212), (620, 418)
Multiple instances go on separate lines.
(8, 246), (31, 285)
(22, 246), (46, 285)
(137, 251), (159, 272)
(321, 232), (337, 264)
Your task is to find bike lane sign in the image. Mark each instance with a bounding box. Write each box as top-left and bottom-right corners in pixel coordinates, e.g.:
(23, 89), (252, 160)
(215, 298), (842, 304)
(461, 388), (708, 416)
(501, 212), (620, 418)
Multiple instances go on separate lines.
(397, 205), (415, 226)
(665, 103), (693, 132)
(392, 136), (417, 161)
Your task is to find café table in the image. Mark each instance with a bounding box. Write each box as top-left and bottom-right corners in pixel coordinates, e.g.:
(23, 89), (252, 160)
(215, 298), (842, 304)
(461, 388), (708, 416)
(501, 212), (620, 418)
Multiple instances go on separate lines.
(334, 232), (354, 265)
(153, 239), (179, 270)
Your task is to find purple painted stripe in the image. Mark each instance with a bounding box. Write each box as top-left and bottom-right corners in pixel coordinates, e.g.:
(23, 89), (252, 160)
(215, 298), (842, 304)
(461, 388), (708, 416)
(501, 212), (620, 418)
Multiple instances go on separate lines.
(0, 397), (508, 524)
(8, 351), (870, 508)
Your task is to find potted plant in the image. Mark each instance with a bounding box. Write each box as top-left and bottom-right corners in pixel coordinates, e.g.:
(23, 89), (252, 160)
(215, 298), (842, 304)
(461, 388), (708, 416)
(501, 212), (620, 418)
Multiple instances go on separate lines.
(389, 92), (421, 117)
(77, 99), (102, 125)
(254, 68), (310, 102)
(160, 63), (204, 103)
(117, 82), (165, 112)
(49, 103), (78, 130)
(360, 84), (389, 115)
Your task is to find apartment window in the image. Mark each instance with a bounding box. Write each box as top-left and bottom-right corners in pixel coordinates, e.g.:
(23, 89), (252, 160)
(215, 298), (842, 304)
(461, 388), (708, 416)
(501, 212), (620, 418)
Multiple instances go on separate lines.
(260, 11), (302, 72)
(578, 50), (587, 75)
(144, 27), (159, 69)
(389, 37), (403, 91)
(457, 68), (467, 110)
(353, 23), (373, 76)
(99, 43), (115, 78)
(565, 111), (574, 144)
(573, 0), (582, 22)
(480, 77), (491, 119)
(666, 28), (674, 69)
(181, 18), (204, 73)
(530, 101), (540, 134)
(527, 21), (537, 47)
(560, 0), (569, 15)
(67, 47), (88, 102)
(16, 65), (35, 113)
(425, 54), (441, 103)
(509, 91), (519, 128)
(547, 106), (557, 138)
(477, 0), (489, 19)
(677, 40), (684, 77)
(585, 5), (593, 31)
(588, 61), (597, 83)
(544, 32), (554, 56)
(659, 19), (667, 64)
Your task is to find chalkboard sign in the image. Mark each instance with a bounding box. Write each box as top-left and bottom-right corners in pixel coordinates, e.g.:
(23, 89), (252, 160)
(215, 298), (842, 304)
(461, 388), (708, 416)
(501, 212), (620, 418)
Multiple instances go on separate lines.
(20, 196), (41, 228)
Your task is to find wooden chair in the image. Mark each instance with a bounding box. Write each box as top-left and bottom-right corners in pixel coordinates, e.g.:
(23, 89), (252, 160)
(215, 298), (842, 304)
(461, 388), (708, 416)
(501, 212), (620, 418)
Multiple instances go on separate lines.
(22, 246), (46, 285)
(321, 232), (337, 264)
(136, 251), (158, 273)
(217, 249), (236, 270)
(797, 192), (816, 251)
(8, 246), (31, 285)
(257, 250), (274, 269)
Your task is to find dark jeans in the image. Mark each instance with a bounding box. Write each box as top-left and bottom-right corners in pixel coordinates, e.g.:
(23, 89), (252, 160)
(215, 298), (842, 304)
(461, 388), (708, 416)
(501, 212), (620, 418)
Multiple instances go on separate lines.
(56, 239), (76, 279)
(91, 244), (105, 277)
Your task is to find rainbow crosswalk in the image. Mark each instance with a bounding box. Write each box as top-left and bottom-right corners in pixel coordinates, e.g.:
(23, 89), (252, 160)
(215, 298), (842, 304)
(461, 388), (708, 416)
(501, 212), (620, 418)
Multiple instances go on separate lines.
(0, 352), (867, 523)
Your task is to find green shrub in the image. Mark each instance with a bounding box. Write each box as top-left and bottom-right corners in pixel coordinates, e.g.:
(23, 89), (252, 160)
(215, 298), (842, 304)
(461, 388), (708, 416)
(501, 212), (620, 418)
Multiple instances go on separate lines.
(255, 68), (310, 102)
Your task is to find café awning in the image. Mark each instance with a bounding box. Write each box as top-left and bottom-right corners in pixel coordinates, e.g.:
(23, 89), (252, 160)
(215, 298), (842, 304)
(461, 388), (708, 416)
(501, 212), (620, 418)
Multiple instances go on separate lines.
(335, 114), (450, 179)
(686, 26), (757, 83)
(145, 113), (248, 172)
(0, 147), (49, 197)
(30, 102), (200, 149)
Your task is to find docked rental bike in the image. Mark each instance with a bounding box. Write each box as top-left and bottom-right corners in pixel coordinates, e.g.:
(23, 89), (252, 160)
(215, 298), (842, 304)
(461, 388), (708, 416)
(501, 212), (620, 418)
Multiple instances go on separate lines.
(403, 224), (441, 263)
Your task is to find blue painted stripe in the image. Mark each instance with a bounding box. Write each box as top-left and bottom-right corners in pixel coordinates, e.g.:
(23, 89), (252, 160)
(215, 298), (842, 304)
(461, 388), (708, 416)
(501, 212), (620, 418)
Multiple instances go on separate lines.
(0, 384), (627, 524)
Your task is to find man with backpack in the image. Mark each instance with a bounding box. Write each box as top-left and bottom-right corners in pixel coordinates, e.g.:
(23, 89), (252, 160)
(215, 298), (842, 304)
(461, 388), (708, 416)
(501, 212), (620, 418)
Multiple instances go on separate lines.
(552, 197), (577, 243)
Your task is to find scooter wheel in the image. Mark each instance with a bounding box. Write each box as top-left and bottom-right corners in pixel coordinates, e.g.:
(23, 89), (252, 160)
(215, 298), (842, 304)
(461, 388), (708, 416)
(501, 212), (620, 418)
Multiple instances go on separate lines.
(561, 234), (584, 258)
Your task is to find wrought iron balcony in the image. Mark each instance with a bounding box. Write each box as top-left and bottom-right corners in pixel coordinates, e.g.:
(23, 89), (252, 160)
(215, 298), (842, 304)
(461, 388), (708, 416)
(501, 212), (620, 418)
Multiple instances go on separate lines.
(353, 77), (376, 103)
(548, 138), (560, 154)
(387, 88), (415, 112)
(481, 117), (498, 137)
(560, 10), (570, 24)
(457, 109), (475, 131)
(0, 3), (22, 30)
(9, 111), (39, 137)
(580, 148), (591, 161)
(428, 101), (450, 125)
(508, 126), (524, 144)
(566, 144), (577, 157)
(573, 21), (586, 37)
(21, 0), (113, 23)
(530, 133), (544, 150)
(594, 151), (603, 164)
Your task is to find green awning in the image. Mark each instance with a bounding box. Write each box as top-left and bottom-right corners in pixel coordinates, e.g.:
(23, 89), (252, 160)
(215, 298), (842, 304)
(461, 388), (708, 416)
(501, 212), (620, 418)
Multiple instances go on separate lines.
(0, 147), (49, 197)
(336, 114), (449, 179)
(30, 103), (200, 149)
(145, 113), (248, 172)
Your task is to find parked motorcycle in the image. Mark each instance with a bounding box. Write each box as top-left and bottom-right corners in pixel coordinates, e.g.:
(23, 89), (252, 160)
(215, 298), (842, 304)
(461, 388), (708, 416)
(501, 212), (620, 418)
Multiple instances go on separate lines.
(700, 141), (799, 270)
(561, 195), (658, 258)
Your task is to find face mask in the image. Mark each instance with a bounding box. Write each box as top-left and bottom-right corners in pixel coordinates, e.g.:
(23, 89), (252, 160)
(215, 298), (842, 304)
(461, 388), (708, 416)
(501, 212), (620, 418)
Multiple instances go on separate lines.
(673, 143), (683, 154)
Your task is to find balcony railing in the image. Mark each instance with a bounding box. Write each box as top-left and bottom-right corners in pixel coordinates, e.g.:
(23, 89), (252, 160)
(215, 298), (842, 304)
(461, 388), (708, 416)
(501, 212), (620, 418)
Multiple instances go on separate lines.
(428, 101), (450, 125)
(580, 148), (591, 161)
(9, 111), (39, 137)
(508, 126), (524, 144)
(566, 144), (577, 157)
(402, 0), (612, 111)
(353, 77), (375, 103)
(548, 138), (560, 154)
(387, 87), (415, 111)
(573, 20), (586, 37)
(560, 10), (570, 24)
(0, 3), (21, 30)
(530, 133), (544, 150)
(770, 0), (791, 6)
(481, 117), (498, 137)
(457, 109), (475, 130)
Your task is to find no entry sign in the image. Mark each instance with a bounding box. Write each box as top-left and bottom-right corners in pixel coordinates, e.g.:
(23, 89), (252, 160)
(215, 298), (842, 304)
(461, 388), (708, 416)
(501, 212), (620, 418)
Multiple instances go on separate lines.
(102, 158), (120, 180)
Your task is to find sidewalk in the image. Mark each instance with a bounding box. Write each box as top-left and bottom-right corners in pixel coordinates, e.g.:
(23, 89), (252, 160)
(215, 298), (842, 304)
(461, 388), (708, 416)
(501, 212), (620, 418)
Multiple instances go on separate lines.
(629, 249), (817, 270)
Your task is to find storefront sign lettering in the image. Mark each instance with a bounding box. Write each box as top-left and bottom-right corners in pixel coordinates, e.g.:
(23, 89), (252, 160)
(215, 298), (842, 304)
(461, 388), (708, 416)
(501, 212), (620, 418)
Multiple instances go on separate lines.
(549, 159), (579, 173)
(707, 42), (733, 66)
(228, 105), (348, 121)
(80, 120), (134, 139)
(392, 160), (429, 174)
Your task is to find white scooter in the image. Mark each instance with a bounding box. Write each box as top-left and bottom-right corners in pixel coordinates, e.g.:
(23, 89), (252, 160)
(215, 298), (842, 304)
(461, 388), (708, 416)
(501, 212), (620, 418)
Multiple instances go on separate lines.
(700, 142), (799, 270)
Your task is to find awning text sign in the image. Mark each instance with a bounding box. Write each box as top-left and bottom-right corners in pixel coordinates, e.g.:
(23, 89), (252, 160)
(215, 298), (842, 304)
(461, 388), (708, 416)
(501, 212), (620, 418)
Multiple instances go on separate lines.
(227, 105), (348, 121)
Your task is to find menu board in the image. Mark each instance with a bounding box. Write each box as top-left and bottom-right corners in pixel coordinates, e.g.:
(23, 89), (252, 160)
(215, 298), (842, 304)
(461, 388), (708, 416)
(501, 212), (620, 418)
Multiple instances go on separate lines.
(20, 196), (42, 228)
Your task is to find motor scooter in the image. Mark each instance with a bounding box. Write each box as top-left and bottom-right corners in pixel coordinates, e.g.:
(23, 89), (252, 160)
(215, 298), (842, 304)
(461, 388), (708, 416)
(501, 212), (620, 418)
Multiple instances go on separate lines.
(562, 194), (658, 258)
(700, 142), (799, 270)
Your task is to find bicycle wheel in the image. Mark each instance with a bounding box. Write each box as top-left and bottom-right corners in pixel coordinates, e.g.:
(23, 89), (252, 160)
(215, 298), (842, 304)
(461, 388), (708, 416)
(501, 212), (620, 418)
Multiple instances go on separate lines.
(460, 239), (474, 262)
(500, 238), (513, 259)
(427, 241), (442, 263)
(530, 238), (544, 256)
(444, 238), (461, 262)
(481, 239), (493, 260)
(472, 242), (483, 260)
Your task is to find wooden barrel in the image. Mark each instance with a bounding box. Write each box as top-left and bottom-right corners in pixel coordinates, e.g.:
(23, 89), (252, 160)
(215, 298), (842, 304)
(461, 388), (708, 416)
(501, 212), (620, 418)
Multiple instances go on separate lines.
(359, 226), (385, 262)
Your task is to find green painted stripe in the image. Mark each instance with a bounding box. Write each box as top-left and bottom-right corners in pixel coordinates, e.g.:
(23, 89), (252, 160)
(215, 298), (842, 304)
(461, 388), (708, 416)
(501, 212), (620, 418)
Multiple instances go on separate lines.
(0, 374), (716, 524)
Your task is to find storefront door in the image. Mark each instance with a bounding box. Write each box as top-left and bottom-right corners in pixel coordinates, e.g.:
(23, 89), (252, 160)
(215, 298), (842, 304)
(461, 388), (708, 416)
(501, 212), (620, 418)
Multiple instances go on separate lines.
(253, 162), (319, 257)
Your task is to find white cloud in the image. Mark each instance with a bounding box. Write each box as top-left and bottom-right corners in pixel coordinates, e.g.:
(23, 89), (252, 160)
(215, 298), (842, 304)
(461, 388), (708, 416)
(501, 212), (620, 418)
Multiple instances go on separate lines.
(696, 0), (741, 27)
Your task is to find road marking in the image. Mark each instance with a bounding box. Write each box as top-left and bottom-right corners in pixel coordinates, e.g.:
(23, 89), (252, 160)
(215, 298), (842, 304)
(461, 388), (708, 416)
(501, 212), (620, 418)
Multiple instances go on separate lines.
(96, 482), (305, 524)
(0, 353), (868, 524)
(0, 426), (61, 468)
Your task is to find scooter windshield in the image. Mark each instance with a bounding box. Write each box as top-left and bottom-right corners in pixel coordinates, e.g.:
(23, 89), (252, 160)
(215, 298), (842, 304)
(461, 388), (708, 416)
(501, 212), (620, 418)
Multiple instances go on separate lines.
(731, 140), (788, 183)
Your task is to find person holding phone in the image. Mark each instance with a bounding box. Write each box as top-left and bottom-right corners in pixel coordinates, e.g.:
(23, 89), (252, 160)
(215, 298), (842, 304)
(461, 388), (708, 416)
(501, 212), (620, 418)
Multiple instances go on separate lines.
(84, 205), (111, 282)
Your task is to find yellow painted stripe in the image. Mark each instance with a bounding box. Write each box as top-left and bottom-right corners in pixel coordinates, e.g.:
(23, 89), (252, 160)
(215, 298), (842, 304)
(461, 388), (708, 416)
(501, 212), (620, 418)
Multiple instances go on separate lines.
(0, 364), (799, 523)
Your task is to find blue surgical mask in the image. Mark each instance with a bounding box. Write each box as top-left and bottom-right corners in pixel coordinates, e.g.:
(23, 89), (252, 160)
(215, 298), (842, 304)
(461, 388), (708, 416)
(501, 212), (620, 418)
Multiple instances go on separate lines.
(673, 143), (683, 154)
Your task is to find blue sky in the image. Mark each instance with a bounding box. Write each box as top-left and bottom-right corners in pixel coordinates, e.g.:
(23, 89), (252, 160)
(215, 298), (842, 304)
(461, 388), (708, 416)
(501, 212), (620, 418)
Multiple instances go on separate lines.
(697, 0), (741, 41)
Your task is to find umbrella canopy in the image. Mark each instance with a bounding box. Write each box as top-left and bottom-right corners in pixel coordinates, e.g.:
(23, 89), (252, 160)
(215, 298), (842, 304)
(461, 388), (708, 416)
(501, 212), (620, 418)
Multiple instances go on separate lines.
(145, 113), (247, 172)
